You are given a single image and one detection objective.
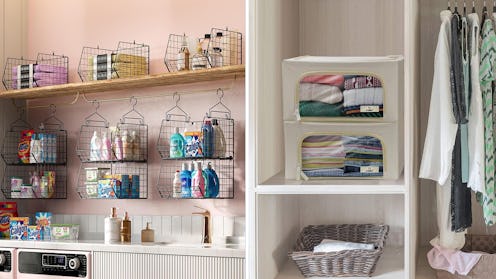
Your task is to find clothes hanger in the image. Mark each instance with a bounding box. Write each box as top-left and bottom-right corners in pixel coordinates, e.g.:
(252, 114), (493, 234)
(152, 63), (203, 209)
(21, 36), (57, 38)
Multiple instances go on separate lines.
(207, 88), (232, 119)
(39, 104), (64, 131)
(448, 0), (451, 11)
(120, 96), (145, 124)
(472, 0), (476, 13)
(165, 92), (191, 122)
(9, 107), (33, 131)
(84, 101), (109, 127)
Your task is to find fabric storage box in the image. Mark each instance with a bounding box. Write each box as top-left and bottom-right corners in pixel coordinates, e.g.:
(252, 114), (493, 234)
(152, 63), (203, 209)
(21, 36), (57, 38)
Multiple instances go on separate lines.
(282, 56), (404, 122)
(289, 224), (389, 277)
(436, 234), (496, 278)
(284, 121), (403, 180)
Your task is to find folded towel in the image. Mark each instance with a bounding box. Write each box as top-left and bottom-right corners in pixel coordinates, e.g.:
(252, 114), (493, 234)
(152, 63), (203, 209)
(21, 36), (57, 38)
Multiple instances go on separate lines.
(112, 62), (147, 72)
(299, 83), (343, 104)
(112, 53), (147, 64)
(343, 172), (383, 177)
(12, 79), (67, 89)
(34, 64), (68, 74)
(343, 88), (384, 107)
(303, 168), (345, 177)
(313, 239), (376, 253)
(344, 76), (382, 90)
(300, 75), (344, 87)
(12, 72), (67, 81)
(299, 101), (344, 117)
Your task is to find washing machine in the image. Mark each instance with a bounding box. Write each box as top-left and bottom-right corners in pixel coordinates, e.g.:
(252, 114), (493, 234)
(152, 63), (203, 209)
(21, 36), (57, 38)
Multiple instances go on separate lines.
(0, 248), (16, 279)
(17, 249), (91, 278)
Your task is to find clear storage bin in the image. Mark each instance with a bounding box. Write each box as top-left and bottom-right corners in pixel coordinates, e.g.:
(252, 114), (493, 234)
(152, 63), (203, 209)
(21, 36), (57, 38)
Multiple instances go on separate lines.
(282, 56), (403, 122)
(284, 121), (403, 180)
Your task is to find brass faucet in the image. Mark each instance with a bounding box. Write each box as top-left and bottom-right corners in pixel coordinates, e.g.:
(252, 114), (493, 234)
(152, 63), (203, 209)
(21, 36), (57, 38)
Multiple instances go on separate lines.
(193, 206), (211, 244)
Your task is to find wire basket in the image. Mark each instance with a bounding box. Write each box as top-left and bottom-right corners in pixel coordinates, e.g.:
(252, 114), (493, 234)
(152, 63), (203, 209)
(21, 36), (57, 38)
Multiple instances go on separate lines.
(75, 162), (147, 199)
(164, 34), (190, 72)
(289, 224), (389, 277)
(78, 41), (149, 82)
(207, 28), (243, 67)
(115, 98), (148, 162)
(0, 107), (68, 199)
(2, 53), (68, 90)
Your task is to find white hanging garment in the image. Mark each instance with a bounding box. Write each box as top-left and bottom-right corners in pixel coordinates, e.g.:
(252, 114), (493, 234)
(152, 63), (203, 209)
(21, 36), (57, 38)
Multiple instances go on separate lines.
(419, 10), (466, 250)
(467, 13), (485, 194)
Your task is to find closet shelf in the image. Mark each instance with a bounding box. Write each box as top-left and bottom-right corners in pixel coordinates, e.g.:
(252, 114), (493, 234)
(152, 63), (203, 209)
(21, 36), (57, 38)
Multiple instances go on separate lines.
(276, 246), (404, 279)
(0, 65), (245, 100)
(256, 171), (406, 195)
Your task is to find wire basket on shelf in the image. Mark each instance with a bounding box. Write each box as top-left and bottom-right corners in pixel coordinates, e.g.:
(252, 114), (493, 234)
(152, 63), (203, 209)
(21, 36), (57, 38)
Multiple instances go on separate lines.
(78, 41), (149, 82)
(2, 53), (69, 90)
(0, 106), (68, 199)
(75, 162), (148, 199)
(164, 34), (190, 72)
(76, 102), (114, 162)
(289, 224), (389, 277)
(207, 28), (243, 67)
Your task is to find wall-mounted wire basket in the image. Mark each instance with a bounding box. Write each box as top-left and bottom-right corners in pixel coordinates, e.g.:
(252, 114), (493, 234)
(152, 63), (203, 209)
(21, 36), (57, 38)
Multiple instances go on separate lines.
(156, 91), (235, 199)
(78, 41), (149, 82)
(75, 162), (148, 199)
(2, 53), (68, 90)
(0, 107), (68, 199)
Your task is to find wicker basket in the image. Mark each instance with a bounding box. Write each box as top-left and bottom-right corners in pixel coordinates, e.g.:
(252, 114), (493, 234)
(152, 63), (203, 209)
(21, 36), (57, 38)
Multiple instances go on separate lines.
(289, 224), (389, 277)
(436, 234), (496, 278)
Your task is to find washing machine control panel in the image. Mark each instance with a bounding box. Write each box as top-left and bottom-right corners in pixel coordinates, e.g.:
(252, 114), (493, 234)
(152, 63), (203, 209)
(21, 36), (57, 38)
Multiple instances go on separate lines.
(41, 254), (87, 276)
(0, 250), (12, 272)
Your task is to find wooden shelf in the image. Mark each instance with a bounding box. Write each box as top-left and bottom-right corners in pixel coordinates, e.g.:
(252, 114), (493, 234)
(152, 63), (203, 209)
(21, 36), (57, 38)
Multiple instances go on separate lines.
(276, 246), (404, 279)
(256, 171), (406, 195)
(0, 65), (245, 100)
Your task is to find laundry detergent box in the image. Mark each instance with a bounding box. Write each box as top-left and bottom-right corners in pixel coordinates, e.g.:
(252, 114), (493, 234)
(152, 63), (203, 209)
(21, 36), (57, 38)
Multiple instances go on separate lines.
(10, 217), (29, 240)
(0, 202), (18, 238)
(35, 212), (52, 240)
(27, 225), (41, 240)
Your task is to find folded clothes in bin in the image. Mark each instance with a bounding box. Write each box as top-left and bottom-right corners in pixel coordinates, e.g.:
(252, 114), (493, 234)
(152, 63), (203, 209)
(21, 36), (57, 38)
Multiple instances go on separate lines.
(313, 239), (376, 253)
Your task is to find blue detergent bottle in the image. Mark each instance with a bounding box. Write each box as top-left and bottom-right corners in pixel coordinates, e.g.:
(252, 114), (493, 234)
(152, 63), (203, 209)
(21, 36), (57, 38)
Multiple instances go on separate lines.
(202, 120), (214, 158)
(204, 162), (220, 198)
(180, 162), (192, 198)
(170, 127), (186, 158)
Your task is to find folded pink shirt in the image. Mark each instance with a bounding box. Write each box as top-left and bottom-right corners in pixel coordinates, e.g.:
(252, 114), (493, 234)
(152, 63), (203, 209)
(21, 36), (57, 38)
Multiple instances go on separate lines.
(300, 75), (345, 87)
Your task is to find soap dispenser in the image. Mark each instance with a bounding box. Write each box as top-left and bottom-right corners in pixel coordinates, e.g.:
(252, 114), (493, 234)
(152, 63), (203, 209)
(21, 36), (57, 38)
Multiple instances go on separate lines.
(120, 211), (131, 243)
(141, 222), (155, 243)
(104, 207), (121, 243)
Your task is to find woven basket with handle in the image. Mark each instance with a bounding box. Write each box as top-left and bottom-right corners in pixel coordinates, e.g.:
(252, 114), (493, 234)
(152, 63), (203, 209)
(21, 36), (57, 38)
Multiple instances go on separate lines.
(289, 224), (389, 277)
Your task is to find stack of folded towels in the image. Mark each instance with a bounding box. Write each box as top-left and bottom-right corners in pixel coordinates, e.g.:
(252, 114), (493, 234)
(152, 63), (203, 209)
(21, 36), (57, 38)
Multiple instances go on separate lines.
(301, 135), (383, 177)
(298, 74), (384, 117)
(12, 64), (68, 89)
(88, 53), (147, 80)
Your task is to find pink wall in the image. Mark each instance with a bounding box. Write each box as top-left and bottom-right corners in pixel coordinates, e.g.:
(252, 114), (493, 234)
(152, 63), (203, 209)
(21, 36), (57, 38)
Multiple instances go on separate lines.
(19, 0), (245, 217)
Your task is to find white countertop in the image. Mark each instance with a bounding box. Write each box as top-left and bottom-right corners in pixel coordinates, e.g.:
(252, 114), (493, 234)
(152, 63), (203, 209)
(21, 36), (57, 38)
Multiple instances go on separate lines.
(0, 239), (245, 258)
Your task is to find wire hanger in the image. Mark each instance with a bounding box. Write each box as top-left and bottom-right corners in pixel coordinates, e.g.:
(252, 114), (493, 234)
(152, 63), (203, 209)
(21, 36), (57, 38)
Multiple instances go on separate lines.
(165, 92), (191, 122)
(84, 101), (109, 127)
(40, 104), (64, 130)
(9, 107), (32, 131)
(482, 0), (489, 21)
(463, 0), (467, 15)
(472, 0), (476, 13)
(448, 0), (451, 10)
(454, 0), (459, 13)
(120, 96), (145, 124)
(207, 88), (231, 119)
(493, 0), (496, 13)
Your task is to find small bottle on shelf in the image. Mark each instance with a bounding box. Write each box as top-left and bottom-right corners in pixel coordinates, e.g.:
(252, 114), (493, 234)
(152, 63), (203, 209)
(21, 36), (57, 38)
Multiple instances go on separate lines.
(177, 33), (190, 71)
(114, 130), (123, 161)
(120, 211), (131, 243)
(204, 162), (220, 198)
(212, 119), (226, 158)
(131, 130), (141, 161)
(172, 170), (182, 198)
(101, 131), (111, 161)
(180, 162), (192, 198)
(192, 39), (208, 70)
(90, 131), (102, 161)
(170, 127), (186, 158)
(122, 131), (131, 161)
(202, 120), (214, 158)
(191, 161), (205, 198)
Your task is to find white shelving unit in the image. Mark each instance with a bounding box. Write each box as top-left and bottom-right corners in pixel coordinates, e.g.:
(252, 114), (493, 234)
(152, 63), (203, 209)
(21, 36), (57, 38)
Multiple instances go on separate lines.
(246, 0), (420, 278)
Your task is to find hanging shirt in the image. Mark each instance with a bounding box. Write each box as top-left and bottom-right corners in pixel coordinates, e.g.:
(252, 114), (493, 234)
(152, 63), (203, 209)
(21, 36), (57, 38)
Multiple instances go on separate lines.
(420, 10), (466, 249)
(479, 16), (496, 225)
(467, 13), (485, 194)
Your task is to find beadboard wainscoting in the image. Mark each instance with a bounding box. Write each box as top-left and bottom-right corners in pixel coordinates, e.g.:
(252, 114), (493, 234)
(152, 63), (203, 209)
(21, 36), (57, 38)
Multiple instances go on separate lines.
(32, 214), (245, 243)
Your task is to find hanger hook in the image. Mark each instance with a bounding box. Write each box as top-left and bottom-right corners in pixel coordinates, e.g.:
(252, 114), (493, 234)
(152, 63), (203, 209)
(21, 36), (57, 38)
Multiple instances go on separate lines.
(49, 104), (56, 116)
(173, 92), (180, 105)
(130, 96), (138, 109)
(216, 88), (224, 101)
